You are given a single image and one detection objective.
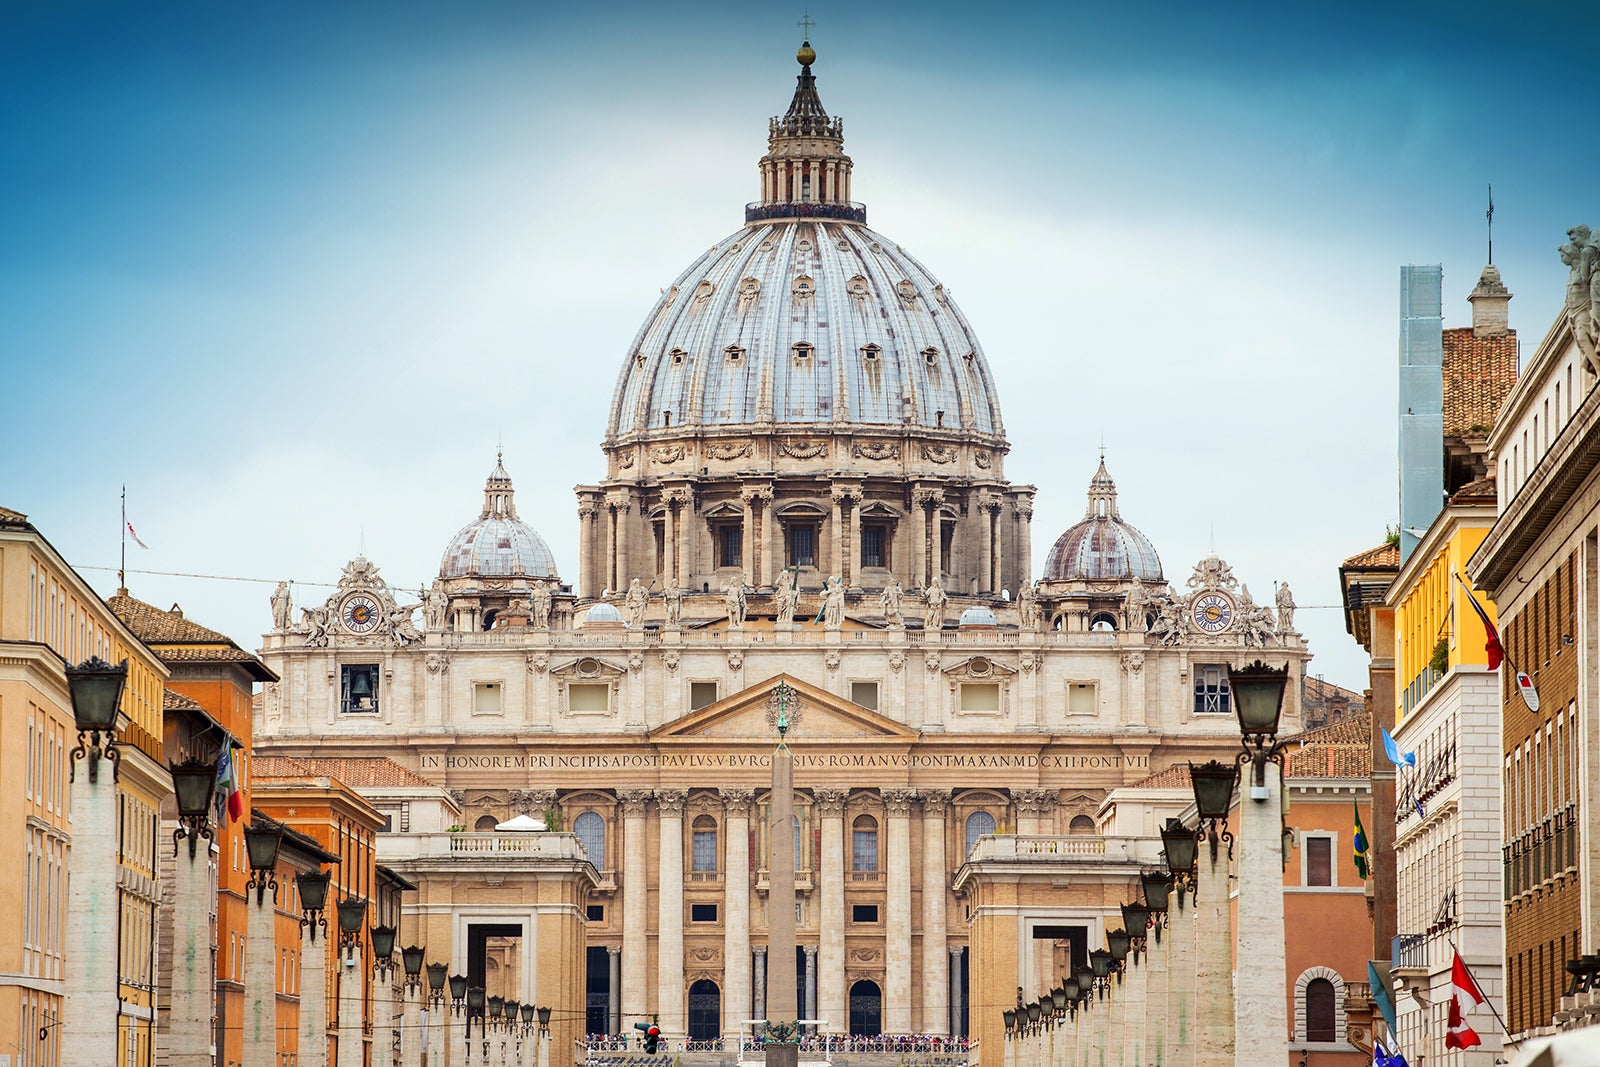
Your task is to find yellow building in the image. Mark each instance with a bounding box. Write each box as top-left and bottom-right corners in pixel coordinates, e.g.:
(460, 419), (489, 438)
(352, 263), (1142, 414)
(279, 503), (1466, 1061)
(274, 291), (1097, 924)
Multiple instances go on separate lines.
(0, 506), (171, 1067)
(1392, 507), (1497, 725)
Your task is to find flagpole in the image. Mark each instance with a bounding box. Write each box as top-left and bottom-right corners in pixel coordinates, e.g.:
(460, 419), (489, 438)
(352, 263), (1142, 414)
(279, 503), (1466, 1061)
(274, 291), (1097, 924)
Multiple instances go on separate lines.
(1449, 939), (1510, 1038)
(119, 485), (127, 593)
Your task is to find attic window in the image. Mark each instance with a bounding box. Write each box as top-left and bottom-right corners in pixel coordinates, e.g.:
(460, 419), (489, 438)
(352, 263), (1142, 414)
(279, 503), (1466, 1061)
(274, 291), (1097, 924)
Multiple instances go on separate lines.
(793, 342), (814, 361)
(923, 347), (940, 367)
(935, 410), (945, 428)
(670, 348), (686, 366)
(861, 344), (882, 363)
(663, 411), (672, 427)
(725, 345), (745, 364)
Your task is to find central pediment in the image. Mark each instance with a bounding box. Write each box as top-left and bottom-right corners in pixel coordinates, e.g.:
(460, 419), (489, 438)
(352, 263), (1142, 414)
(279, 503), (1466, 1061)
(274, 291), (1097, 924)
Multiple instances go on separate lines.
(651, 673), (918, 741)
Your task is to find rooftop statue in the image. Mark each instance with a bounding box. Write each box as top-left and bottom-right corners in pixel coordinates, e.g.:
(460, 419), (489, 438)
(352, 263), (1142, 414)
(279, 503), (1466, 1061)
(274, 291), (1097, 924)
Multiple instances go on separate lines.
(270, 580), (291, 632)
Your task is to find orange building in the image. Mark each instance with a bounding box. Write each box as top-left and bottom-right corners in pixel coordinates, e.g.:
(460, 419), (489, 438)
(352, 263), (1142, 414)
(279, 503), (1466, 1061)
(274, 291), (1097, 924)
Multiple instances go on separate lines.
(254, 760), (386, 1066)
(106, 593), (278, 1067)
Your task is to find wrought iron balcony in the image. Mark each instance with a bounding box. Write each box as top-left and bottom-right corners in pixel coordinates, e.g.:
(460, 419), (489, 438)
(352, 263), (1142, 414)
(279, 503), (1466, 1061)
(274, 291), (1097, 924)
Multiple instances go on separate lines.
(744, 200), (867, 224)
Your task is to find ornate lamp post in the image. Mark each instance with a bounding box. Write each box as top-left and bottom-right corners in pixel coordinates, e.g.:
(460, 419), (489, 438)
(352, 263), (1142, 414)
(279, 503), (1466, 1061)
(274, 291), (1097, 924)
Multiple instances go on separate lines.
(425, 963), (450, 1067)
(398, 946), (425, 1067)
(167, 754), (220, 1067)
(487, 996), (505, 1067)
(334, 898), (368, 1067)
(1157, 820), (1199, 1067)
(59, 657), (128, 1067)
(1227, 661), (1290, 1067)
(1001, 1008), (1017, 1067)
(295, 869), (332, 1067)
(238, 822), (285, 1067)
(1188, 761), (1238, 1067)
(466, 987), (486, 1066)
(368, 926), (396, 1066)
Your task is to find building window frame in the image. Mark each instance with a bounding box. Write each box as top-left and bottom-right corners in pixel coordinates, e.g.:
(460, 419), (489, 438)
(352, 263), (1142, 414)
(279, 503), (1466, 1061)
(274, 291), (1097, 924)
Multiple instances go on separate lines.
(1193, 665), (1231, 716)
(1301, 832), (1336, 888)
(340, 664), (381, 715)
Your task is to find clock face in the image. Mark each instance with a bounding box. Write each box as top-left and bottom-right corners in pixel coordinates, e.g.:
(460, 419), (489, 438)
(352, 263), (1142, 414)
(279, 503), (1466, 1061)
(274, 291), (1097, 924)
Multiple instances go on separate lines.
(1191, 593), (1234, 633)
(342, 594), (380, 634)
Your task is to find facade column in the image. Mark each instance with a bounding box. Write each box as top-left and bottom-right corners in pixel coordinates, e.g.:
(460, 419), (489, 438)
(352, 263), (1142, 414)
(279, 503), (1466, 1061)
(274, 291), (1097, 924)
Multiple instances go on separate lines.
(753, 948), (768, 1022)
(848, 491), (863, 588)
(656, 789), (688, 1038)
(1234, 768), (1286, 1066)
(883, 789), (915, 1034)
(919, 790), (951, 1035)
(619, 790), (652, 1028)
(742, 489), (757, 585)
(949, 948), (965, 1038)
(758, 490), (777, 589)
(912, 491), (929, 588)
(612, 495), (631, 592)
(663, 499), (676, 588)
(721, 788), (755, 1041)
(803, 945), (817, 1025)
(675, 495), (693, 592)
(814, 788), (848, 1034)
(1012, 497), (1033, 593)
(988, 504), (1002, 593)
(607, 946), (622, 1034)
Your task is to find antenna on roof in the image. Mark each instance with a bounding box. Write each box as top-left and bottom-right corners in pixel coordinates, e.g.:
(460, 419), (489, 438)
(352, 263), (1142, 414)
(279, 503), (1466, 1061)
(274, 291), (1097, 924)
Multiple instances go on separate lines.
(1486, 183), (1495, 265)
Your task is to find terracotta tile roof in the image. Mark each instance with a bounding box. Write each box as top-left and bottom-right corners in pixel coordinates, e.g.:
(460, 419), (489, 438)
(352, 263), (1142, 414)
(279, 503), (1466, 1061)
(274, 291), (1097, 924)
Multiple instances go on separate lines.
(162, 689), (205, 713)
(107, 593), (275, 679)
(0, 505), (28, 524)
(1284, 709), (1373, 779)
(254, 756), (436, 789)
(1342, 542), (1400, 569)
(1127, 764), (1192, 789)
(1441, 327), (1518, 437)
(1304, 675), (1364, 705)
(1284, 709), (1370, 746)
(1450, 474), (1497, 503)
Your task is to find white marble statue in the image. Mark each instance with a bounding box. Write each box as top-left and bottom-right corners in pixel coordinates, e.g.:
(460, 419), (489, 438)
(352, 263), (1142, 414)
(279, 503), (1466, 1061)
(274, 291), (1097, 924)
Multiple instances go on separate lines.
(821, 574), (845, 629)
(724, 576), (748, 629)
(923, 575), (948, 632)
(775, 568), (799, 627)
(388, 602), (423, 645)
(270, 581), (291, 631)
(1016, 579), (1040, 631)
(624, 578), (649, 630)
(1124, 581), (1147, 632)
(879, 577), (904, 628)
(1274, 581), (1296, 634)
(663, 578), (683, 628)
(303, 605), (330, 647)
(424, 583), (448, 632)
(529, 584), (553, 629)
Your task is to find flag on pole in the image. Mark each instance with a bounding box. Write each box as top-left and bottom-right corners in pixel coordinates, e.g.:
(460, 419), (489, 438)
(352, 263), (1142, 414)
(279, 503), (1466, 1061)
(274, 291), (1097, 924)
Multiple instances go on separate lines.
(125, 520), (149, 549)
(1381, 726), (1416, 769)
(1455, 574), (1503, 670)
(214, 745), (239, 828)
(1352, 800), (1370, 879)
(1373, 1038), (1410, 1067)
(1444, 951), (1487, 1050)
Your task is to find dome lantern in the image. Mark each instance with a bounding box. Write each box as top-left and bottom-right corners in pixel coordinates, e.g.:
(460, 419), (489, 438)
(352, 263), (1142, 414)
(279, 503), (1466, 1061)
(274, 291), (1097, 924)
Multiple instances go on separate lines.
(748, 40), (864, 226)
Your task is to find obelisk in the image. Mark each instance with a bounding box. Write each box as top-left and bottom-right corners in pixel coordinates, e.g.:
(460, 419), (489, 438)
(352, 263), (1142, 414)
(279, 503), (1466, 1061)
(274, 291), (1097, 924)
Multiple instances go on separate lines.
(766, 682), (799, 1067)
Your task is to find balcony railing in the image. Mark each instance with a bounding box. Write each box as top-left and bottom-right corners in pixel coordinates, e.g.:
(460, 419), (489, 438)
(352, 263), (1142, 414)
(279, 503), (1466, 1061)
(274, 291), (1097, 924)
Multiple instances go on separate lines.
(744, 200), (867, 224)
(1393, 933), (1429, 972)
(377, 830), (592, 864)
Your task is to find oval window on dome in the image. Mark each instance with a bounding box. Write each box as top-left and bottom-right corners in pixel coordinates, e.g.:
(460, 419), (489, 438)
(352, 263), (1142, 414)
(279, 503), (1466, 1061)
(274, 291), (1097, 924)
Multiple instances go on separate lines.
(796, 237), (814, 253)
(693, 281), (715, 302)
(923, 347), (940, 367)
(897, 280), (919, 304)
(759, 240), (775, 253)
(793, 275), (815, 299)
(670, 349), (686, 366)
(740, 278), (761, 298)
(847, 275), (870, 298)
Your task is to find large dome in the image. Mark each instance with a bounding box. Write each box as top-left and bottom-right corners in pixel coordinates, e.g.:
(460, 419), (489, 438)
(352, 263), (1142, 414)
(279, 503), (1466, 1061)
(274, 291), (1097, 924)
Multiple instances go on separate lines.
(1043, 460), (1163, 582)
(439, 458), (559, 580)
(605, 220), (1003, 439)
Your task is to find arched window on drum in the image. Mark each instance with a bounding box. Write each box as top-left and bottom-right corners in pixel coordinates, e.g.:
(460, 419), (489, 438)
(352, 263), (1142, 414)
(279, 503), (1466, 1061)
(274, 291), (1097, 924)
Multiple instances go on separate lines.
(965, 811), (996, 858)
(574, 811), (606, 867)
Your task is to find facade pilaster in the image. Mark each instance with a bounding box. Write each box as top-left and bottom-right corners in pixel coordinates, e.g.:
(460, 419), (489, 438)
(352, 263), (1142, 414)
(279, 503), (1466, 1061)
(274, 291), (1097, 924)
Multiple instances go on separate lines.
(830, 488), (845, 580)
(919, 789), (951, 1035)
(656, 789), (688, 1037)
(578, 502), (596, 600)
(912, 491), (929, 587)
(742, 488), (758, 585)
(619, 790), (652, 1027)
(721, 788), (755, 1040)
(754, 947), (768, 1022)
(803, 945), (817, 1024)
(814, 787), (848, 1034)
(243, 884), (279, 1067)
(1234, 769), (1286, 1066)
(607, 946), (622, 1034)
(976, 495), (993, 594)
(883, 788), (915, 1034)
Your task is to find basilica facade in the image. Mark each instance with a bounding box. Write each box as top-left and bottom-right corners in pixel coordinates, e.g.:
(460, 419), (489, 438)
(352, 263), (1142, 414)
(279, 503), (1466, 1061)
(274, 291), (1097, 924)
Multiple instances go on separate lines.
(255, 42), (1313, 1049)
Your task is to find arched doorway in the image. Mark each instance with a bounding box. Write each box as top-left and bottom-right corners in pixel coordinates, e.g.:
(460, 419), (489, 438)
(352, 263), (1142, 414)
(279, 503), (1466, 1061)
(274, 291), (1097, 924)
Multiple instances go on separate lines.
(848, 980), (882, 1036)
(687, 979), (720, 1041)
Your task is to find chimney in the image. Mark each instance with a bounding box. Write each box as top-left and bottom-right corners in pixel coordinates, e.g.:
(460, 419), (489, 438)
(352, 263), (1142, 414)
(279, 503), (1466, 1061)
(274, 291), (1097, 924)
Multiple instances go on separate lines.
(1468, 263), (1512, 337)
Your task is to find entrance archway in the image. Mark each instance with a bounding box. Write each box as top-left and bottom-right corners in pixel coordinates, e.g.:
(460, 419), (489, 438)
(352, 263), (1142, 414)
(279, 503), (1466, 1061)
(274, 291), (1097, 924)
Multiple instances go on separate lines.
(687, 979), (721, 1041)
(848, 980), (882, 1036)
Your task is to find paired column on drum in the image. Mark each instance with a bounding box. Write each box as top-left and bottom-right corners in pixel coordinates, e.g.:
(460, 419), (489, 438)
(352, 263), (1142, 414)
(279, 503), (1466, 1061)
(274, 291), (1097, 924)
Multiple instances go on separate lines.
(656, 789), (688, 1037)
(813, 788), (849, 1034)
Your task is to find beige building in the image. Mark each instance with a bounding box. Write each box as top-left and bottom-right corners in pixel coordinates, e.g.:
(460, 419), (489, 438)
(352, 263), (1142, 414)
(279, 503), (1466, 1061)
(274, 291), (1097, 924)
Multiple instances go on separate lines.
(254, 41), (1320, 1061)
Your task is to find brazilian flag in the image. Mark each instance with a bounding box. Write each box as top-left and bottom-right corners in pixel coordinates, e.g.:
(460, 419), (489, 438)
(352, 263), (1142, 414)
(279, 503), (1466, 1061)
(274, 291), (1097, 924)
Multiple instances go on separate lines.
(1353, 801), (1370, 879)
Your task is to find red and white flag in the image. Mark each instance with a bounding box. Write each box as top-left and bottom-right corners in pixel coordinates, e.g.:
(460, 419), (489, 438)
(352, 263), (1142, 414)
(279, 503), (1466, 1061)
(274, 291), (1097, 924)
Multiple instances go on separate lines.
(1444, 951), (1486, 1050)
(125, 520), (149, 549)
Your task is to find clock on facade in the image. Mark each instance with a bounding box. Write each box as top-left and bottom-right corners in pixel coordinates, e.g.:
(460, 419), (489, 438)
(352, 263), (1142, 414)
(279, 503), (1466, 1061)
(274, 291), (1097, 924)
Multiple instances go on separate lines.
(342, 594), (381, 634)
(1191, 592), (1234, 633)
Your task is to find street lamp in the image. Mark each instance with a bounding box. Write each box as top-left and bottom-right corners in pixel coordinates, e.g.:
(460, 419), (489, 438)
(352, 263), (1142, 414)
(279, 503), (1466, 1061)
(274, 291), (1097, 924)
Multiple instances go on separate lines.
(296, 869), (331, 937)
(1120, 902), (1151, 958)
(1106, 928), (1131, 981)
(1089, 949), (1113, 997)
(65, 656), (127, 782)
(467, 986), (486, 1055)
(370, 924), (397, 979)
(1229, 660), (1290, 797)
(170, 757), (219, 859)
(243, 821), (283, 905)
(336, 897), (368, 951)
(427, 962), (448, 1003)
(536, 1004), (551, 1037)
(1189, 759), (1238, 861)
(401, 945), (425, 989)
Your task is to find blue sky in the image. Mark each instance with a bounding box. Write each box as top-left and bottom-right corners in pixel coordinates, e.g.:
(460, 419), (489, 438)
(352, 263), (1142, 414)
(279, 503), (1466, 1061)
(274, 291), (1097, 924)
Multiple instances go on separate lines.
(3, 0), (1596, 689)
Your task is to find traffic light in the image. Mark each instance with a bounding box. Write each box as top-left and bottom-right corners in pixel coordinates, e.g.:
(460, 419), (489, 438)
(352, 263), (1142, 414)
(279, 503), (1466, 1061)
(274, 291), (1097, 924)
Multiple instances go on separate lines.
(632, 1020), (661, 1054)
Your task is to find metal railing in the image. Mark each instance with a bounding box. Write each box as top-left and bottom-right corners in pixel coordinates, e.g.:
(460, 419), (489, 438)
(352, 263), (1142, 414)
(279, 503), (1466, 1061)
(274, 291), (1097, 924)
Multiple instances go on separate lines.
(744, 200), (867, 224)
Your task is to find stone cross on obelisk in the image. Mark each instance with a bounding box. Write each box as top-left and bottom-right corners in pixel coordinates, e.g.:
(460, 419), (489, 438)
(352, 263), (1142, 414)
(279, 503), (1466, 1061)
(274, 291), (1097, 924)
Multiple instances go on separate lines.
(765, 680), (800, 1067)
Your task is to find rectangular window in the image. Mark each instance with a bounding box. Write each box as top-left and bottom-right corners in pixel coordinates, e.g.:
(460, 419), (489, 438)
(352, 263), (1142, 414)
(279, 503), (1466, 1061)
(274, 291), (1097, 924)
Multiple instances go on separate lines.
(1306, 836), (1333, 886)
(850, 681), (879, 711)
(690, 681), (719, 711)
(586, 905), (604, 922)
(568, 683), (610, 714)
(861, 524), (888, 569)
(852, 904), (879, 923)
(690, 903), (718, 923)
(788, 524), (817, 568)
(1068, 683), (1096, 715)
(473, 682), (502, 714)
(692, 831), (718, 872)
(852, 829), (879, 871)
(340, 664), (380, 714)
(1194, 666), (1231, 715)
(960, 682), (1001, 713)
(717, 524), (743, 568)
